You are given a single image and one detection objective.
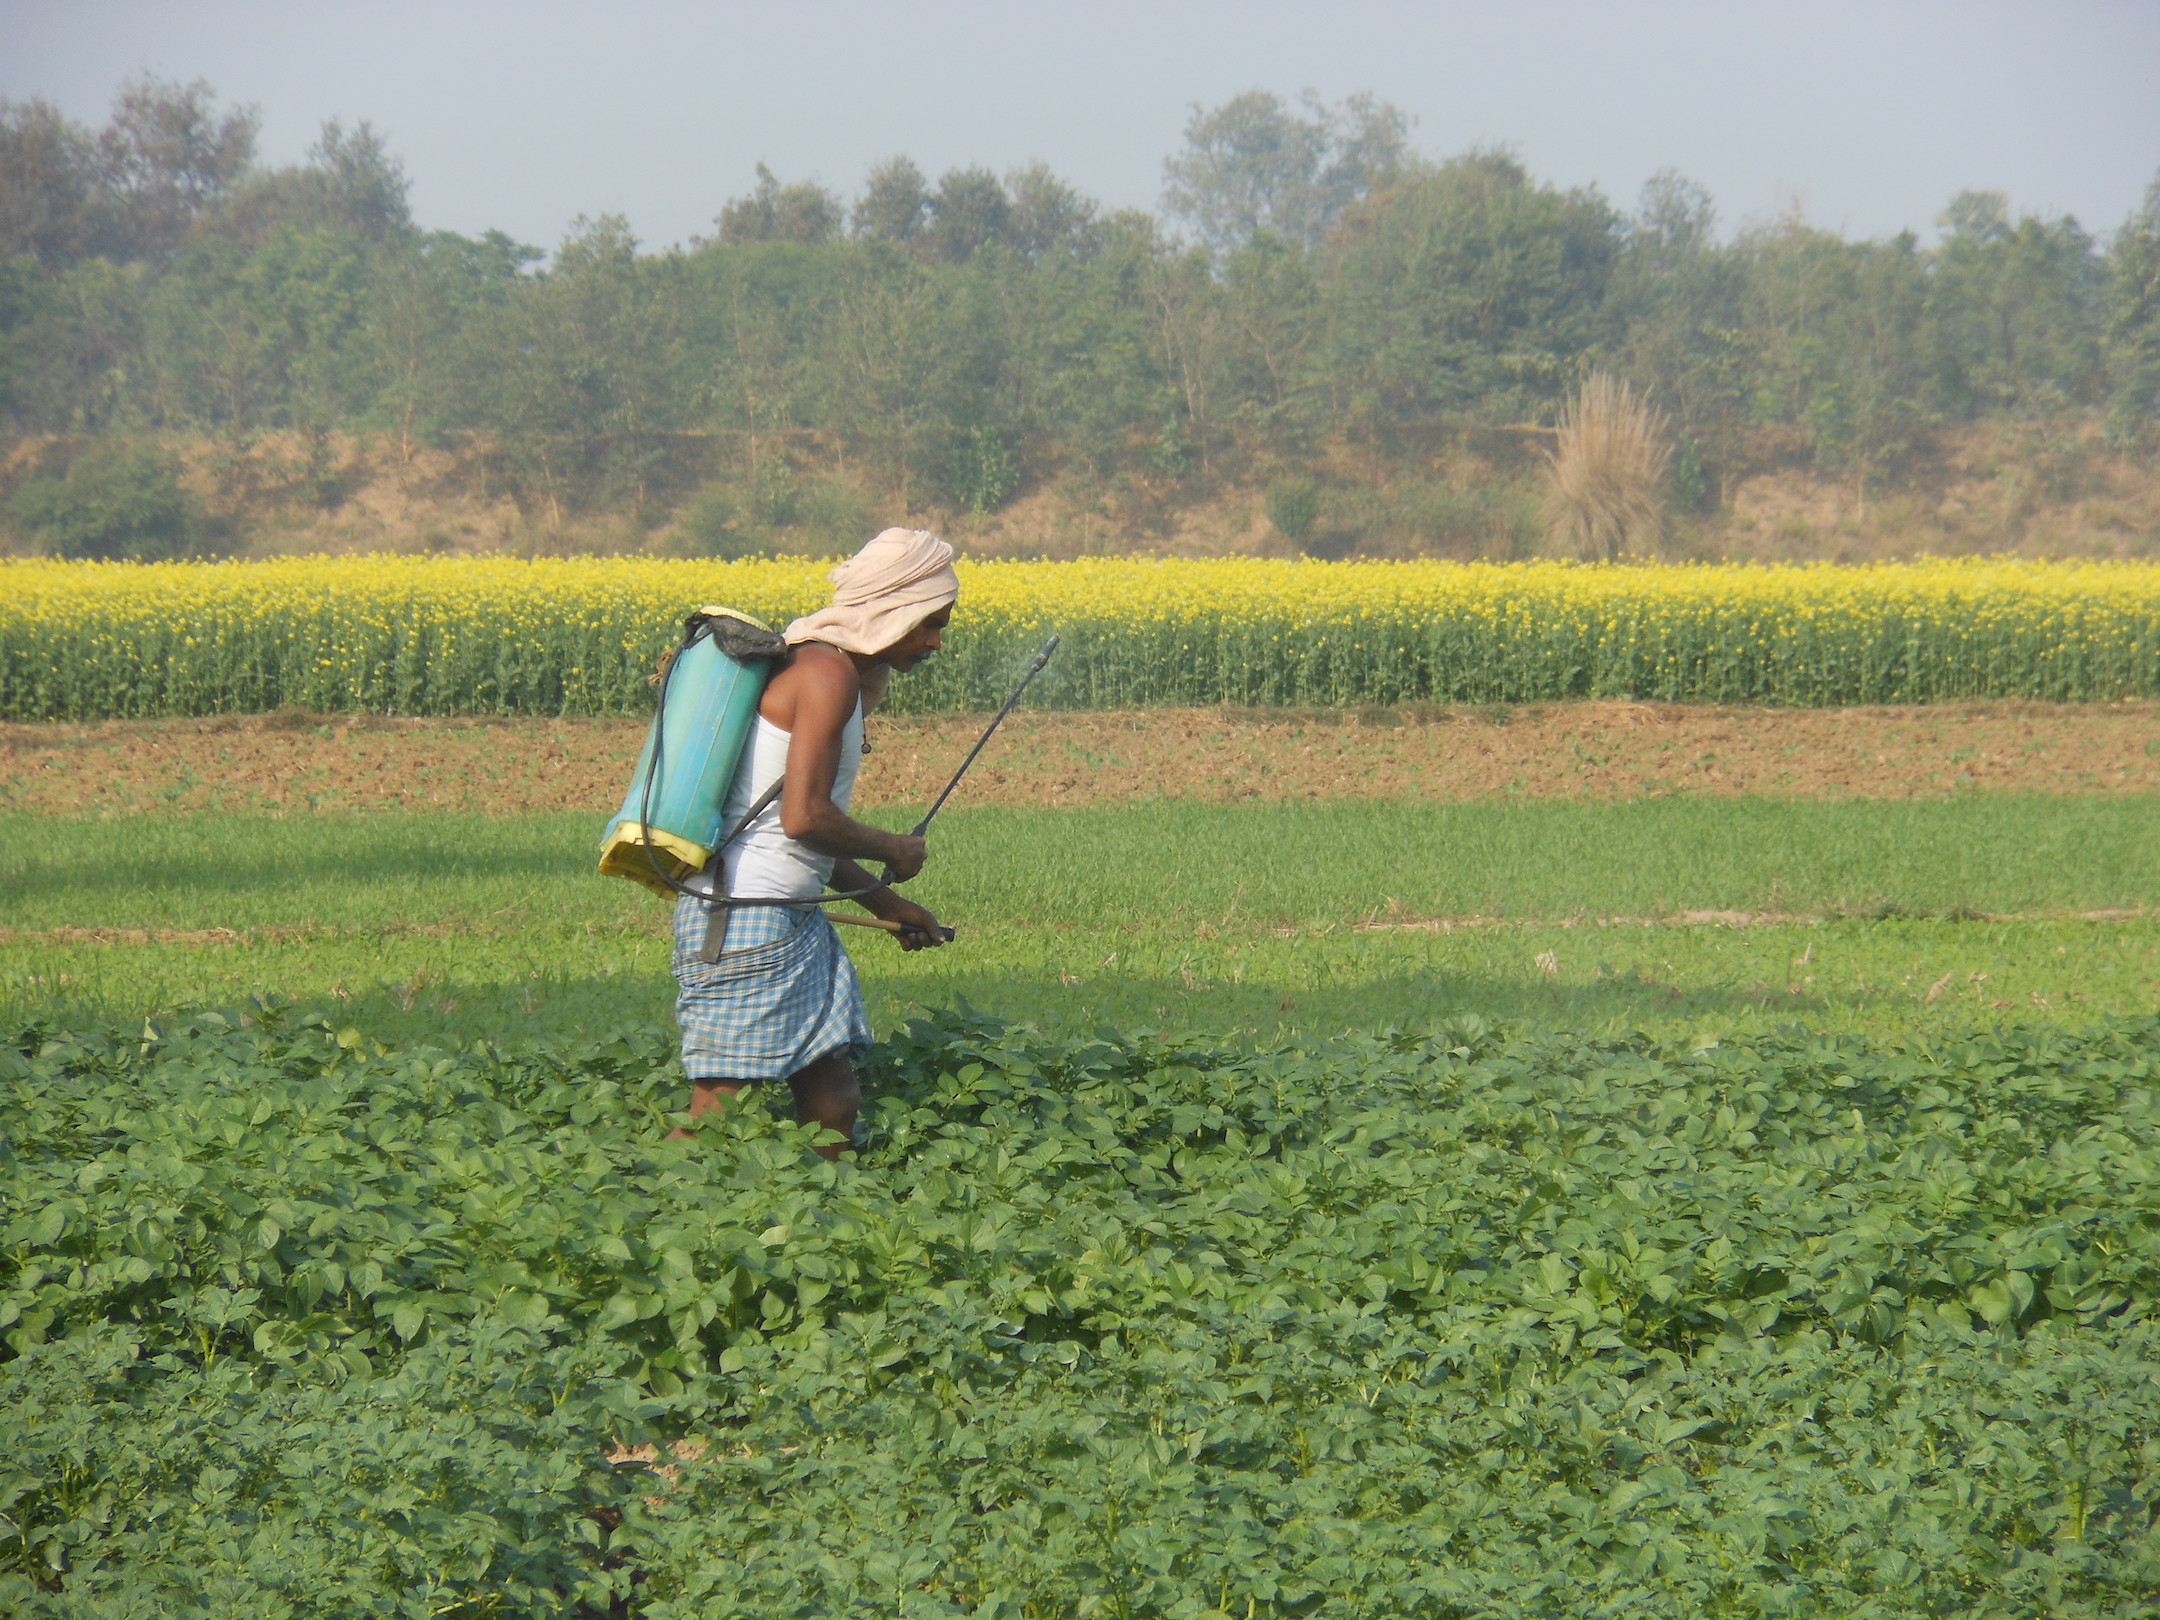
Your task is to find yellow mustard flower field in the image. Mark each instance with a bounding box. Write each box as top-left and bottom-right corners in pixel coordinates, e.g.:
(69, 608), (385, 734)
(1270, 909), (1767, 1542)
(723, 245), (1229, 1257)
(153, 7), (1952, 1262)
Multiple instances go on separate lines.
(3, 555), (2157, 718)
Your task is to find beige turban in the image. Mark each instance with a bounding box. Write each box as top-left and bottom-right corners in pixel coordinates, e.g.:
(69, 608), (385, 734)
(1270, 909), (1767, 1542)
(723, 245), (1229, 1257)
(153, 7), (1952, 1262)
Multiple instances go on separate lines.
(783, 527), (959, 656)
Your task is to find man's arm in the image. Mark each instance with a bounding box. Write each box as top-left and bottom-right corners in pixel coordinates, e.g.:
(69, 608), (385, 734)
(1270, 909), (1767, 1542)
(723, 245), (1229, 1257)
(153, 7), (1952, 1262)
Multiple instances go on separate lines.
(777, 645), (927, 880)
(830, 858), (946, 949)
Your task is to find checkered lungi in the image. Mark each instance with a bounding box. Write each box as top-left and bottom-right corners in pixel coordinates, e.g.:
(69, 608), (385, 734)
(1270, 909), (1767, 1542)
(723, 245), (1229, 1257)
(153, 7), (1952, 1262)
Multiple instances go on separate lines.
(671, 895), (872, 1081)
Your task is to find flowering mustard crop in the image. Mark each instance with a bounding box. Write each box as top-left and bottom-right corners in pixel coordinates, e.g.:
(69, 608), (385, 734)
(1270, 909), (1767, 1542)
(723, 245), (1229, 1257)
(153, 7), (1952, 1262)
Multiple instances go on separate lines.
(3, 554), (2156, 719)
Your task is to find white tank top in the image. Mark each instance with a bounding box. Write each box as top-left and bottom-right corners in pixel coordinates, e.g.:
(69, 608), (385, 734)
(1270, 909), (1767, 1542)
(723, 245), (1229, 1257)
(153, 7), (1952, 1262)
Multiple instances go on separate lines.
(689, 698), (864, 901)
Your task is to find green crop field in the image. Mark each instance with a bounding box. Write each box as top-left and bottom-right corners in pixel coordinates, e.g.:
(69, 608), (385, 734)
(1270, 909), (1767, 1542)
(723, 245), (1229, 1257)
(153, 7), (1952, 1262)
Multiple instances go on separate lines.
(5, 788), (2160, 1615)
(6, 1007), (2159, 1615)
(5, 796), (2158, 1044)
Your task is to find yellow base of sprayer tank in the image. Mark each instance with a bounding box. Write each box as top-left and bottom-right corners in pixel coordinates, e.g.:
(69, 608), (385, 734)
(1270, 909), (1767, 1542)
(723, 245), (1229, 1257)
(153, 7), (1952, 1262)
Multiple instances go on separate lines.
(597, 822), (711, 897)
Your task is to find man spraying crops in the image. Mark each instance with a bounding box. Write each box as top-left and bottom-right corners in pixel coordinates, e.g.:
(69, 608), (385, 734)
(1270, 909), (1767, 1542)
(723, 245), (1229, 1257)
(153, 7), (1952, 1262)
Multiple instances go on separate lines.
(670, 527), (954, 1155)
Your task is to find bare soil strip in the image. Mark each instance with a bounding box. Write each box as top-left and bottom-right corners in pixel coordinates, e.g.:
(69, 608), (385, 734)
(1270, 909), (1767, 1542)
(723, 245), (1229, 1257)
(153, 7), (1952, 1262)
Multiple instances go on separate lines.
(5, 701), (2157, 816)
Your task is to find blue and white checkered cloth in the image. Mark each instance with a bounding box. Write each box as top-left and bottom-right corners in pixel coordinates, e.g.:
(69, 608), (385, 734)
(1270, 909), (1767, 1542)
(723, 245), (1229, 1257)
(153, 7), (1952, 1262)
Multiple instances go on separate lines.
(671, 896), (872, 1081)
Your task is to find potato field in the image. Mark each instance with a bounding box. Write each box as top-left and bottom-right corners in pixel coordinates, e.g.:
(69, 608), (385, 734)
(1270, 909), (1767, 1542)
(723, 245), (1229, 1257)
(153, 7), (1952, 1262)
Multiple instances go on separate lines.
(4, 558), (2160, 1618)
(8, 1010), (2160, 1617)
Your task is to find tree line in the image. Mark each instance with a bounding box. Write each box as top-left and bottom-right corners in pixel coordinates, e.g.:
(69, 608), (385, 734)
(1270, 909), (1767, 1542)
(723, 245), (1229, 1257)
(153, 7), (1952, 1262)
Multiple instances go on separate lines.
(2, 78), (2157, 556)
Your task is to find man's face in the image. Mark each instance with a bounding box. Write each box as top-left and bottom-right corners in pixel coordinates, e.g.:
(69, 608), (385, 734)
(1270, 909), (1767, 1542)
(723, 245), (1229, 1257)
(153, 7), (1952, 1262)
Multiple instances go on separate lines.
(881, 606), (951, 671)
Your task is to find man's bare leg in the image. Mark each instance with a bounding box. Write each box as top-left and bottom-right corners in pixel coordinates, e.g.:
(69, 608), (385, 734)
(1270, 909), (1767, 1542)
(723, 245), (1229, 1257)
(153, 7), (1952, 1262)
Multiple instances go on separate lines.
(786, 1049), (859, 1159)
(671, 1051), (858, 1159)
(669, 1079), (744, 1138)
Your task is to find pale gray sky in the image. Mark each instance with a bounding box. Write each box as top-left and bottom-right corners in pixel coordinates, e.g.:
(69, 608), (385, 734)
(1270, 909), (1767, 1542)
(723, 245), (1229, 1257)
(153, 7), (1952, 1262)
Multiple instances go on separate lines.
(4, 0), (2157, 251)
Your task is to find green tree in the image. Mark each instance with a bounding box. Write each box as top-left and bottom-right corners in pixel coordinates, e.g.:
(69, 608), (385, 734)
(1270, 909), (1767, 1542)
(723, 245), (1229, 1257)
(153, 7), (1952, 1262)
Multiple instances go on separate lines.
(471, 215), (682, 517)
(1141, 244), (1220, 475)
(89, 75), (259, 263)
(1217, 230), (1321, 449)
(853, 157), (930, 245)
(212, 120), (412, 247)
(1929, 190), (2103, 415)
(1608, 171), (1752, 507)
(1, 255), (144, 431)
(0, 76), (2141, 537)
(1, 78), (260, 270)
(716, 164), (843, 245)
(1318, 151), (1619, 446)
(1745, 221), (1930, 512)
(1163, 90), (1411, 255)
(928, 167), (1011, 264)
(2103, 174), (2160, 446)
(818, 240), (986, 506)
(1831, 235), (1933, 514)
(137, 225), (371, 434)
(1267, 475), (1320, 543)
(687, 232), (841, 519)
(1003, 162), (1100, 260)
(371, 228), (537, 470)
(993, 210), (1173, 479)
(0, 97), (100, 267)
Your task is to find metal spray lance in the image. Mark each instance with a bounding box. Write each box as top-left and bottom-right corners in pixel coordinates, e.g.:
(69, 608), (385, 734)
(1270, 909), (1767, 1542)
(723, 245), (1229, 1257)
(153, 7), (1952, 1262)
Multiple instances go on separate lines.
(872, 635), (1060, 934)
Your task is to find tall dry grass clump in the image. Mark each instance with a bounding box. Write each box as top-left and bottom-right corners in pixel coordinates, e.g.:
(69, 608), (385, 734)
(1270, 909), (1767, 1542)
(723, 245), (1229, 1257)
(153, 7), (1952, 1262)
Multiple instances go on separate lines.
(1543, 372), (1672, 561)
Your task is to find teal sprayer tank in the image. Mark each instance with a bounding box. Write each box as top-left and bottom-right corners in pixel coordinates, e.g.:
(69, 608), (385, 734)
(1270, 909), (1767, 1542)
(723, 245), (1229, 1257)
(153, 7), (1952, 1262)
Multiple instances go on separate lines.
(598, 606), (786, 895)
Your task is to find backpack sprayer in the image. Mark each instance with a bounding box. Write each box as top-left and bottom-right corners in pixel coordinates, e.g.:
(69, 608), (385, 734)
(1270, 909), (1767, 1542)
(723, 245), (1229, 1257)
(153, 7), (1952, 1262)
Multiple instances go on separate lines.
(599, 610), (1059, 945)
(597, 606), (789, 893)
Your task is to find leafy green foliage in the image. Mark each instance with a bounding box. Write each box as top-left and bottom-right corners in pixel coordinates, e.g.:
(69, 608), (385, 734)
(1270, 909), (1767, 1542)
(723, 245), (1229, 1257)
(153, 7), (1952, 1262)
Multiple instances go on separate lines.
(670, 482), (760, 559)
(714, 163), (842, 247)
(1162, 90), (1411, 255)
(3, 1005), (2159, 1613)
(2106, 176), (2160, 449)
(5, 442), (193, 561)
(5, 81), (2154, 519)
(952, 425), (1019, 515)
(1267, 476), (1321, 545)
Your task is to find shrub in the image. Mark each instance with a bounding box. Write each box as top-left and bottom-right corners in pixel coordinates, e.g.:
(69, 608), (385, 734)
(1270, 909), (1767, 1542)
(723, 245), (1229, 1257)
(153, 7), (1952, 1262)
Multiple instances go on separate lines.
(6, 442), (194, 561)
(1267, 476), (1321, 545)
(949, 426), (1018, 515)
(671, 483), (762, 560)
(790, 474), (875, 555)
(1671, 433), (1710, 512)
(749, 458), (796, 527)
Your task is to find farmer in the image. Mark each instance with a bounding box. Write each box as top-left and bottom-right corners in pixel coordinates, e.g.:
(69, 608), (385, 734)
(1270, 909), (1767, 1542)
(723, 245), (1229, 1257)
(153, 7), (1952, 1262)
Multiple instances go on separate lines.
(671, 527), (954, 1156)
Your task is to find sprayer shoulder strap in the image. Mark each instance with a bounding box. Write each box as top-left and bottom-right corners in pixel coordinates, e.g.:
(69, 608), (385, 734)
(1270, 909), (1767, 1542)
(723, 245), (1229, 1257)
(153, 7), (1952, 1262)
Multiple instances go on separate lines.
(697, 774), (786, 963)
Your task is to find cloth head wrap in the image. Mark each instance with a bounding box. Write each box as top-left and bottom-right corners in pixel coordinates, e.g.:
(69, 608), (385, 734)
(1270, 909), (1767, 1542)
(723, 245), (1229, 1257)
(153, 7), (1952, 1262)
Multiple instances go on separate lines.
(783, 527), (959, 656)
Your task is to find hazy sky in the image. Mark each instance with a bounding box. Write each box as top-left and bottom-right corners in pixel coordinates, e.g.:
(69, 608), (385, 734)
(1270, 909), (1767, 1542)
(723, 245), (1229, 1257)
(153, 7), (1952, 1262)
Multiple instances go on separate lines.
(5, 0), (2157, 252)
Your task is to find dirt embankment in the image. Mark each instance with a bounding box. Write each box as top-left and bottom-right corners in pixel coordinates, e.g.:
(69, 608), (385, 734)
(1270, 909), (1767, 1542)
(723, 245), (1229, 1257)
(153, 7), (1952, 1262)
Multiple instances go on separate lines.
(4, 417), (2153, 565)
(5, 702), (2157, 817)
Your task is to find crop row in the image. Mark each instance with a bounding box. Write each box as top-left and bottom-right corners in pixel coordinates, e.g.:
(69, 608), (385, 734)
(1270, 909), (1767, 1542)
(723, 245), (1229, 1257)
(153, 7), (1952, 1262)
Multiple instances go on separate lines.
(4, 1006), (2159, 1614)
(5, 555), (2159, 718)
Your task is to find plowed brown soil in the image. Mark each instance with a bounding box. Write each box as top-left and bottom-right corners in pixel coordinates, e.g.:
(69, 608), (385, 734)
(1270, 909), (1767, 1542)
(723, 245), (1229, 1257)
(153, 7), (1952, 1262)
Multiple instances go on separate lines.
(6, 701), (2157, 816)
